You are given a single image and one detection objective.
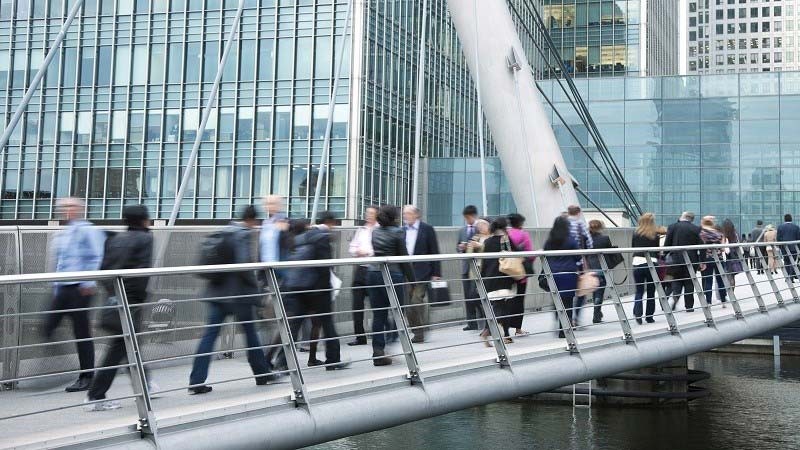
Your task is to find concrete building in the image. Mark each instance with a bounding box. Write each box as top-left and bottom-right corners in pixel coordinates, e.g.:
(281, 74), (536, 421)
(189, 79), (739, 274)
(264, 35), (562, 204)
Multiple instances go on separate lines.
(687, 0), (800, 74)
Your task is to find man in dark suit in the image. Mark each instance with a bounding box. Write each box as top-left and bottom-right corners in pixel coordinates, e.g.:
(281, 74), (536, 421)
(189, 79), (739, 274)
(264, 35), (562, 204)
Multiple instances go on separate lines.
(664, 211), (702, 312)
(402, 205), (441, 343)
(457, 205), (484, 331)
(777, 214), (800, 282)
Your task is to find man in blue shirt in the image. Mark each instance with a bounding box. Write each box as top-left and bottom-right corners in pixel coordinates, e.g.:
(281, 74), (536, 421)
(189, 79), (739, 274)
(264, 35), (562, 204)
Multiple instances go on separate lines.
(45, 198), (106, 392)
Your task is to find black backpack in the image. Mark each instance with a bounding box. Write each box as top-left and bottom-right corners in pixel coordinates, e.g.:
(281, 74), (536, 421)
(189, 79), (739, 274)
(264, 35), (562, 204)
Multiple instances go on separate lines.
(197, 229), (236, 282)
(282, 231), (324, 291)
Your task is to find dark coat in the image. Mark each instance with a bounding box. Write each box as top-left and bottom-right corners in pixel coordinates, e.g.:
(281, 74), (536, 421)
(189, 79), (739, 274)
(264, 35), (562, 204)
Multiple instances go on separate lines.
(206, 223), (260, 304)
(585, 232), (612, 271)
(408, 221), (441, 281)
(371, 226), (415, 282)
(664, 220), (702, 274)
(99, 227), (153, 303)
(480, 234), (515, 293)
(284, 227), (333, 291)
(777, 221), (800, 252)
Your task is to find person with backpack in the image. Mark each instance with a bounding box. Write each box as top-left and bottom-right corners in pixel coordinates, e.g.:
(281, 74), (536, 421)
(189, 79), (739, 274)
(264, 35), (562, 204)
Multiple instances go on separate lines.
(188, 206), (279, 395)
(282, 219), (349, 370)
(45, 197), (106, 393)
(85, 205), (153, 411)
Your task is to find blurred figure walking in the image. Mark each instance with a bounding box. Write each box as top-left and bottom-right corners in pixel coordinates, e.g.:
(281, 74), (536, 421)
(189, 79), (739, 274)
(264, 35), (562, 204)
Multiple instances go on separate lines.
(45, 197), (106, 392)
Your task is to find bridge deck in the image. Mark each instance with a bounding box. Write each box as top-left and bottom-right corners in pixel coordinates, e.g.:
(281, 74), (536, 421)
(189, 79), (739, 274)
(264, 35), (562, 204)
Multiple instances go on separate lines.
(0, 274), (789, 449)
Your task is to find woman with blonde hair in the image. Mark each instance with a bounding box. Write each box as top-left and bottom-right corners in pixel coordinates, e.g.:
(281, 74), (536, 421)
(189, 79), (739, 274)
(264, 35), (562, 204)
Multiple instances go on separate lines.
(631, 213), (661, 324)
(763, 224), (778, 274)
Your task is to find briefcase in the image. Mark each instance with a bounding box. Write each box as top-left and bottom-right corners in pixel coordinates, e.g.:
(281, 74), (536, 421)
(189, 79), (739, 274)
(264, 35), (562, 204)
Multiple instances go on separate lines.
(429, 280), (452, 307)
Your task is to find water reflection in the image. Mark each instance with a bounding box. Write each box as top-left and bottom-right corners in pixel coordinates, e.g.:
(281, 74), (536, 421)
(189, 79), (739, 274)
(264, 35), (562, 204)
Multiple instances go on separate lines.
(312, 353), (800, 450)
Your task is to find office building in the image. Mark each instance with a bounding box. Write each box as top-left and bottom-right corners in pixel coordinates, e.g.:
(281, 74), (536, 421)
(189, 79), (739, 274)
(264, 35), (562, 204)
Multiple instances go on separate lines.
(538, 0), (681, 77)
(687, 0), (800, 74)
(0, 0), (487, 221)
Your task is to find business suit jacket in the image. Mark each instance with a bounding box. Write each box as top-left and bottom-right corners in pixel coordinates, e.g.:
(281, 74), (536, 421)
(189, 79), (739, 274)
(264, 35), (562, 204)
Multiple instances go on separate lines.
(777, 221), (800, 252)
(664, 220), (702, 275)
(408, 221), (441, 281)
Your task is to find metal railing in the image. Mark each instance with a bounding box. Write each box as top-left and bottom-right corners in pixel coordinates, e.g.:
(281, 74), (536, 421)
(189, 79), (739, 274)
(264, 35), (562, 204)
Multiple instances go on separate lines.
(1, 238), (799, 448)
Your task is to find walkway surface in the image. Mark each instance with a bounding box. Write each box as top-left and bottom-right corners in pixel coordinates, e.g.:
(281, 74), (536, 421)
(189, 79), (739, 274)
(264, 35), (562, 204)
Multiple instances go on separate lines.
(0, 272), (791, 449)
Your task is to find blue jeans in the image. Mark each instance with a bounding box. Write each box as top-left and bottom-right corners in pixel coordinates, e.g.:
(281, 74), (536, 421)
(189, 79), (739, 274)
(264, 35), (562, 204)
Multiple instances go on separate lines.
(701, 263), (727, 305)
(190, 302), (270, 386)
(633, 265), (656, 320)
(367, 270), (403, 353)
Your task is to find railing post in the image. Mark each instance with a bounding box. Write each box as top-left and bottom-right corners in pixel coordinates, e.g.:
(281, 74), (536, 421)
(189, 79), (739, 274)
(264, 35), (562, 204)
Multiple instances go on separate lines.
(380, 263), (424, 385)
(541, 257), (579, 353)
(264, 268), (309, 406)
(646, 255), (679, 335)
(113, 277), (159, 440)
(711, 251), (744, 319)
(470, 258), (512, 367)
(763, 247), (787, 308)
(598, 253), (634, 344)
(781, 243), (800, 302)
(682, 250), (715, 327)
(737, 245), (768, 313)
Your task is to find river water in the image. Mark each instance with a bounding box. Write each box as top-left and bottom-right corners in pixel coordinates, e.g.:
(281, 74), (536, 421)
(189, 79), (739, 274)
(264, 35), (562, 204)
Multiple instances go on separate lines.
(312, 353), (800, 450)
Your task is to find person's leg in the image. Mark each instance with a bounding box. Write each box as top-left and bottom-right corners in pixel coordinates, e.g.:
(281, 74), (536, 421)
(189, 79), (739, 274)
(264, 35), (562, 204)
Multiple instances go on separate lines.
(509, 283), (526, 332)
(406, 283), (428, 341)
(189, 302), (226, 386)
(701, 264), (714, 306)
(43, 287), (68, 340)
(88, 336), (127, 400)
(367, 271), (390, 360)
(350, 267), (367, 343)
(66, 288), (95, 379)
(633, 267), (646, 319)
(683, 278), (695, 311)
(592, 276), (605, 324)
(559, 295), (574, 338)
(307, 318), (322, 363)
(645, 272), (657, 321)
(233, 304), (270, 381)
(715, 267), (727, 303)
(461, 277), (476, 329)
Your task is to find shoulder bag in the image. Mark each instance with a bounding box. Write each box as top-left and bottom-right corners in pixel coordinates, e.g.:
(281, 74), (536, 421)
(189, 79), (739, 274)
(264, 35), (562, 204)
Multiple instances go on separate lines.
(498, 234), (526, 281)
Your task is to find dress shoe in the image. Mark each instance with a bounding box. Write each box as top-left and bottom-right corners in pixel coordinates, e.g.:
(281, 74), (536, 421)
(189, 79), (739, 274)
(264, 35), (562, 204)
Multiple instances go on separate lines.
(307, 358), (324, 367)
(462, 325), (478, 331)
(411, 335), (425, 344)
(256, 373), (285, 385)
(372, 351), (392, 366)
(188, 385), (213, 395)
(645, 318), (656, 324)
(65, 377), (92, 392)
(635, 318), (643, 325)
(347, 338), (367, 346)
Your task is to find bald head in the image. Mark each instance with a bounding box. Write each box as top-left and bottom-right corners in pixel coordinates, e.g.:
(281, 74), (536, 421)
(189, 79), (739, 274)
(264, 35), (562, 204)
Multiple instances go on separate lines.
(56, 197), (85, 222)
(262, 195), (285, 217)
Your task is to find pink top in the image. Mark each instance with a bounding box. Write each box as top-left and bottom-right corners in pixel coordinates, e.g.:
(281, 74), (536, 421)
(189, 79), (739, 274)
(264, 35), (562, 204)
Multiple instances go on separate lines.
(507, 227), (534, 284)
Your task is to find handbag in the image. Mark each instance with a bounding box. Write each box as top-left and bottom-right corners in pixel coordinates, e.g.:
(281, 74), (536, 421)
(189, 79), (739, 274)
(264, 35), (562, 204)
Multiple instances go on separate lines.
(429, 280), (452, 307)
(605, 247), (624, 269)
(576, 271), (600, 298)
(498, 235), (526, 281)
(487, 288), (514, 301)
(537, 271), (550, 291)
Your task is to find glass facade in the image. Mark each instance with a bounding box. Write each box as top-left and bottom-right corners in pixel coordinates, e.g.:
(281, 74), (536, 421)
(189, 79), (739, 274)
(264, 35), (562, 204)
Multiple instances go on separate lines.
(540, 71), (800, 231)
(0, 0), (488, 221)
(540, 0), (643, 77)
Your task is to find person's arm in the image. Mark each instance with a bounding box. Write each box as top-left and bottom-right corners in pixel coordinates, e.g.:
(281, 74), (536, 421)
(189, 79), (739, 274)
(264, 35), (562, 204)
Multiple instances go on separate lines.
(429, 225), (441, 278)
(81, 227), (107, 291)
(582, 223), (593, 249)
(348, 228), (362, 257)
(396, 233), (416, 283)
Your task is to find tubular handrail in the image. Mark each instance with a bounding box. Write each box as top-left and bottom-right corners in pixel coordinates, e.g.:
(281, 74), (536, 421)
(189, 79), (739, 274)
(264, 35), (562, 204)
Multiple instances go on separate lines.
(0, 240), (794, 286)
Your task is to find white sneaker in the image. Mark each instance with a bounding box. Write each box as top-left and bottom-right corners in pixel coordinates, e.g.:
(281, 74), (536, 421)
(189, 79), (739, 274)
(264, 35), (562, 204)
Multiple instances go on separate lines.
(147, 380), (161, 398)
(84, 399), (122, 412)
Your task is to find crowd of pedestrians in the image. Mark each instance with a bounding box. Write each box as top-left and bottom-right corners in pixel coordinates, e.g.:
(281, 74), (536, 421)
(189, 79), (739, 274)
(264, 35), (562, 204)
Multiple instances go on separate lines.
(40, 196), (800, 412)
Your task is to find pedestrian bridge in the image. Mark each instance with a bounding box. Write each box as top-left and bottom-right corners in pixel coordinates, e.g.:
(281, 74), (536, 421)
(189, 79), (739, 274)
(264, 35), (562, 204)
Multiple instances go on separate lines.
(2, 240), (800, 450)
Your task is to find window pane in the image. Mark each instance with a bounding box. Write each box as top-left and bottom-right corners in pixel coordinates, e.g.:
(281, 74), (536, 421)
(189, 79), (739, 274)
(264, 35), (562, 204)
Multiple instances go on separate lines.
(132, 45), (147, 85)
(276, 39), (293, 79)
(295, 37), (312, 79)
(293, 105), (310, 139)
(93, 112), (109, 143)
(275, 106), (290, 139)
(61, 47), (77, 87)
(238, 107), (253, 141)
(59, 112), (74, 143)
(219, 107), (235, 141)
(97, 47), (111, 85)
(168, 43), (183, 83)
(128, 111), (144, 142)
(258, 39), (273, 80)
(256, 106), (271, 140)
(114, 45), (130, 85)
(312, 104), (327, 139)
(185, 42), (201, 83)
(183, 109), (198, 141)
(203, 42), (218, 81)
(112, 111), (127, 143)
(240, 40), (255, 81)
(80, 47), (94, 86)
(147, 112), (161, 142)
(150, 43), (165, 85)
(77, 111), (92, 144)
(314, 36), (331, 79)
(165, 109), (180, 142)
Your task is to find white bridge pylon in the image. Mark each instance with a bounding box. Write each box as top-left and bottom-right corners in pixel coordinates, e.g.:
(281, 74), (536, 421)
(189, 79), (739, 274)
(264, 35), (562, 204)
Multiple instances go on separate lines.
(447, 0), (579, 226)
